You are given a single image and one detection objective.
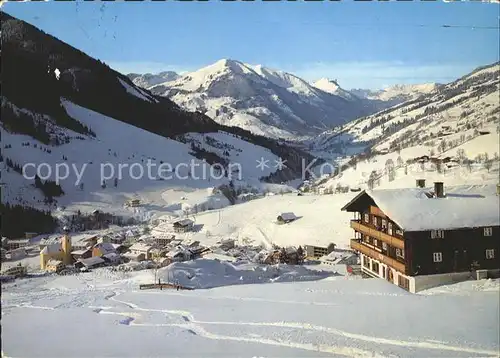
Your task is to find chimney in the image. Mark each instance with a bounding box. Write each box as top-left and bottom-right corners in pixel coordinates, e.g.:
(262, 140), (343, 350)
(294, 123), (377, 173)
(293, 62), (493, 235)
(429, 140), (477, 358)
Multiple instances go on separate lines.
(416, 179), (426, 188)
(434, 182), (444, 198)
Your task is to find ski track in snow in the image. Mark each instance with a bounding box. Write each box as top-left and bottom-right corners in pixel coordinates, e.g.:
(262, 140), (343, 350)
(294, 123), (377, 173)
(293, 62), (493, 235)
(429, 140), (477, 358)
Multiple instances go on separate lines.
(103, 292), (500, 357)
(4, 285), (499, 357)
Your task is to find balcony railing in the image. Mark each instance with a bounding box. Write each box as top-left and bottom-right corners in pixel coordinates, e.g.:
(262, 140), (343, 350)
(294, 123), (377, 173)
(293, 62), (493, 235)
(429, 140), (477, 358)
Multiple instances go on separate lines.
(350, 220), (405, 250)
(350, 239), (406, 274)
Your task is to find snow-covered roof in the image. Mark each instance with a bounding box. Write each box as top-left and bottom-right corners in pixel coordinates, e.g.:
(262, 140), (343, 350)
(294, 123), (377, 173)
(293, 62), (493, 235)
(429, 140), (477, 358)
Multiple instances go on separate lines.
(347, 184), (500, 232)
(166, 246), (191, 258)
(102, 252), (120, 260)
(129, 243), (153, 252)
(94, 242), (116, 254)
(40, 243), (62, 254)
(153, 232), (176, 240)
(122, 252), (144, 259)
(78, 256), (105, 267)
(46, 259), (63, 266)
(71, 249), (90, 255)
(277, 212), (297, 221)
(173, 219), (194, 226)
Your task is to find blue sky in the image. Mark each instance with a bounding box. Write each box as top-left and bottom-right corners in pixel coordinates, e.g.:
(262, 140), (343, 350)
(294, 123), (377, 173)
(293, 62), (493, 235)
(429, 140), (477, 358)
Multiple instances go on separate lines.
(4, 1), (499, 89)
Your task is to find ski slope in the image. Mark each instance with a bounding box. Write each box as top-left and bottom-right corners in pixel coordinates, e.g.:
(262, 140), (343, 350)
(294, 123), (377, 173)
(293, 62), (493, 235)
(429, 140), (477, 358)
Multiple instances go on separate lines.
(2, 267), (499, 358)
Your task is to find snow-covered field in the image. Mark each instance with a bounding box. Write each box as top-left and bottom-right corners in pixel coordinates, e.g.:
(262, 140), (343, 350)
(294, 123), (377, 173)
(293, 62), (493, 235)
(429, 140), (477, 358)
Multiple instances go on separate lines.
(2, 266), (499, 358)
(189, 192), (357, 249)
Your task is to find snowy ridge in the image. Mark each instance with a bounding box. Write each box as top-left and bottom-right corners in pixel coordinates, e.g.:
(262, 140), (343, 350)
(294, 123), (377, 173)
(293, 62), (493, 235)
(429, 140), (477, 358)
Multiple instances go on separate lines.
(128, 71), (180, 89)
(131, 59), (384, 138)
(313, 78), (359, 101)
(351, 83), (439, 103)
(309, 62), (499, 159)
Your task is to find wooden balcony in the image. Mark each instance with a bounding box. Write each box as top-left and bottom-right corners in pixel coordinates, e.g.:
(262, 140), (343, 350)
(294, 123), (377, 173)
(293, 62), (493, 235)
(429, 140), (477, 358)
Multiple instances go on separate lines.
(350, 239), (406, 274)
(350, 220), (405, 250)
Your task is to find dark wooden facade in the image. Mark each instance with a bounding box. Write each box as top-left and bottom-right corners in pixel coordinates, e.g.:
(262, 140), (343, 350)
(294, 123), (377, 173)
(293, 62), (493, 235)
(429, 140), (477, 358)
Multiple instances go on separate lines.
(342, 191), (500, 277)
(405, 227), (499, 276)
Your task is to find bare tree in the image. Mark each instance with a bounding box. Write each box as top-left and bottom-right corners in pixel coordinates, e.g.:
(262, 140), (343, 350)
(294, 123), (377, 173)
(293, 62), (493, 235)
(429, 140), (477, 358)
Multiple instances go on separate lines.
(456, 148), (467, 164)
(367, 171), (377, 190)
(396, 156), (404, 168)
(385, 159), (395, 182)
(436, 161), (443, 174)
(465, 159), (472, 173)
(484, 160), (493, 173)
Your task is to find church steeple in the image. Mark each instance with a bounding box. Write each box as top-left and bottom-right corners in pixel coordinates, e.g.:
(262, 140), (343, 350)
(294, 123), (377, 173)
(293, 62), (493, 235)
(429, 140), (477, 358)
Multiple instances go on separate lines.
(61, 226), (72, 265)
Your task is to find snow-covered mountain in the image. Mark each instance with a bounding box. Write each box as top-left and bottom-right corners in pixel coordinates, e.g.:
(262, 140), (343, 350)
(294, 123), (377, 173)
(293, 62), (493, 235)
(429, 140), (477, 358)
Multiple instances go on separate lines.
(351, 83), (440, 105)
(0, 12), (316, 236)
(129, 60), (382, 139)
(312, 78), (359, 101)
(128, 71), (180, 89)
(308, 62), (499, 161)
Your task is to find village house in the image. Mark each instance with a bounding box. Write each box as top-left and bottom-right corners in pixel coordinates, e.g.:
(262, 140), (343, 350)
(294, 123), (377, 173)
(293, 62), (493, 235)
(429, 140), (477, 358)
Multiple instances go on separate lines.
(71, 249), (92, 261)
(45, 259), (65, 273)
(5, 238), (30, 251)
(153, 234), (175, 247)
(182, 239), (201, 248)
(168, 239), (184, 248)
(102, 252), (121, 265)
(150, 247), (168, 260)
(218, 239), (235, 251)
(1, 264), (28, 278)
(173, 219), (194, 233)
(164, 245), (192, 265)
(92, 242), (117, 257)
(341, 182), (500, 293)
(75, 256), (106, 270)
(303, 245), (330, 259)
(125, 199), (141, 207)
(277, 212), (298, 224)
(127, 243), (154, 261)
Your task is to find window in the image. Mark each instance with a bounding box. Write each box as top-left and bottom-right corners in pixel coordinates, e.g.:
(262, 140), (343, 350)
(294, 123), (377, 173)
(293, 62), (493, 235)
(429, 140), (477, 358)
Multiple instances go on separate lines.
(382, 242), (388, 250)
(431, 230), (445, 239)
(398, 275), (410, 291)
(363, 256), (370, 268)
(364, 214), (370, 223)
(381, 219), (387, 228)
(484, 227), (493, 237)
(363, 235), (370, 243)
(486, 249), (495, 259)
(373, 239), (378, 247)
(372, 261), (380, 275)
(373, 216), (378, 226)
(433, 252), (443, 263)
(396, 248), (405, 259)
(388, 223), (393, 236)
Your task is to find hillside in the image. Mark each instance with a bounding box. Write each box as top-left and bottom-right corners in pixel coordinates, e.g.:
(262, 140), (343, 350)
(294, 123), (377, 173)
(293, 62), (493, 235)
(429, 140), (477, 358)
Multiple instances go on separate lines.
(128, 71), (180, 89)
(351, 83), (440, 106)
(130, 60), (383, 138)
(308, 63), (499, 159)
(0, 12), (316, 235)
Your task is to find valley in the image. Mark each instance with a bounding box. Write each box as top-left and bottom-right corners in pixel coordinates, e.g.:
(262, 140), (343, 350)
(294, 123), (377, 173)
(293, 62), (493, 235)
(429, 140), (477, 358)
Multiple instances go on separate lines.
(1, 4), (499, 358)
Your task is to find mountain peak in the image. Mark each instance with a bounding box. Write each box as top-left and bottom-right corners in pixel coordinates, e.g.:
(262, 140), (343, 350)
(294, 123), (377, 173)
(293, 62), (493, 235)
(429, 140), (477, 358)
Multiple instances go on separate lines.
(314, 78), (340, 91)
